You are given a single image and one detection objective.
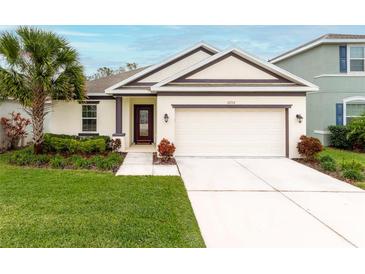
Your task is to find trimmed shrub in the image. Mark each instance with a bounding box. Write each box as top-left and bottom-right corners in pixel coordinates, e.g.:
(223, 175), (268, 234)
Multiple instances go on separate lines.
(33, 154), (51, 166)
(157, 138), (176, 162)
(7, 147), (122, 171)
(297, 135), (323, 161)
(319, 155), (335, 163)
(50, 155), (66, 169)
(8, 147), (52, 166)
(43, 133), (107, 154)
(79, 139), (106, 154)
(91, 135), (111, 149)
(342, 169), (364, 181)
(347, 115), (365, 150)
(320, 160), (337, 172)
(9, 147), (36, 166)
(45, 133), (79, 139)
(319, 155), (337, 172)
(89, 155), (106, 170)
(68, 155), (90, 169)
(340, 160), (364, 172)
(328, 125), (351, 149)
(89, 153), (122, 170)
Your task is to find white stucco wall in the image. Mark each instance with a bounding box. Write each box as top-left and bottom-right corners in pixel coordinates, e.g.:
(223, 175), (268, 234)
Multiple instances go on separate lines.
(186, 56), (278, 80)
(49, 100), (116, 136)
(156, 95), (306, 158)
(0, 100), (51, 147)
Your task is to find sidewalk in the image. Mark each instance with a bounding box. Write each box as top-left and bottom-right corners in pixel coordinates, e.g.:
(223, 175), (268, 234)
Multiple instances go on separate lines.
(116, 152), (180, 176)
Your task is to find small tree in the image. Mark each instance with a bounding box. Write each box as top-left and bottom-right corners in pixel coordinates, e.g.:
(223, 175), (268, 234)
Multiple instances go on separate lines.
(0, 112), (31, 149)
(157, 138), (176, 162)
(297, 135), (323, 161)
(347, 115), (365, 150)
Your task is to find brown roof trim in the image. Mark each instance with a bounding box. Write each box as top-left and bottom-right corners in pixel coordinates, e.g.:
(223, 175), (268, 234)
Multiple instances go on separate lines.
(87, 95), (114, 100)
(111, 94), (157, 97)
(128, 46), (216, 85)
(124, 82), (157, 87)
(174, 52), (292, 84)
(87, 94), (157, 99)
(157, 91), (306, 96)
(171, 104), (292, 109)
(173, 79), (291, 84)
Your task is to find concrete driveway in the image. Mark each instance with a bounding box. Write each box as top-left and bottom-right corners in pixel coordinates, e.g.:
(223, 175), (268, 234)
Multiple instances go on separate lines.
(176, 157), (365, 248)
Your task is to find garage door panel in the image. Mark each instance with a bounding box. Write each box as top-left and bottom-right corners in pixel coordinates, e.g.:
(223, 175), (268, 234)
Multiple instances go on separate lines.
(175, 108), (285, 156)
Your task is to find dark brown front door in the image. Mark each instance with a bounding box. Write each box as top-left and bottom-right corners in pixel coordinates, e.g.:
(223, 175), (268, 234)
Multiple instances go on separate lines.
(134, 105), (154, 144)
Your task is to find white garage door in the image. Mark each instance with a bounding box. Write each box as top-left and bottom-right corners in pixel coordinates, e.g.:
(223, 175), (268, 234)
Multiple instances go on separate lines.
(175, 108), (286, 157)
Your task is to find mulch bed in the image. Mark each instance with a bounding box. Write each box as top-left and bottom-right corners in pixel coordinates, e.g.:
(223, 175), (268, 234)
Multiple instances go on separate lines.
(153, 152), (176, 165)
(293, 158), (355, 185)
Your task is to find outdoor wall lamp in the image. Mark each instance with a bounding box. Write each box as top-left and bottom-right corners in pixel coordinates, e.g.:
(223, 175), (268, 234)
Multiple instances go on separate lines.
(164, 113), (169, 123)
(296, 114), (303, 123)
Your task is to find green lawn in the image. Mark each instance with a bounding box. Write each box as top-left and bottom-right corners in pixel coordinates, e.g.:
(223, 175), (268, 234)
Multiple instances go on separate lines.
(319, 147), (365, 164)
(0, 153), (204, 248)
(319, 147), (365, 189)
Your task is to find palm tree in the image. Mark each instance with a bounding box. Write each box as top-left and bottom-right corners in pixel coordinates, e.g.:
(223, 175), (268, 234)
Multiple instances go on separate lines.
(126, 62), (138, 71)
(0, 27), (86, 153)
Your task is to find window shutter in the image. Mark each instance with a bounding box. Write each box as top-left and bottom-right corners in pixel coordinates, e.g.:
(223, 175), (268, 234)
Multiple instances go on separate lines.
(336, 103), (343, 125)
(339, 45), (347, 73)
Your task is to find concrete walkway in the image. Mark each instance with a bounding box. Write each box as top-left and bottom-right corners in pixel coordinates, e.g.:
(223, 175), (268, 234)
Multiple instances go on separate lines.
(177, 157), (365, 248)
(116, 152), (179, 176)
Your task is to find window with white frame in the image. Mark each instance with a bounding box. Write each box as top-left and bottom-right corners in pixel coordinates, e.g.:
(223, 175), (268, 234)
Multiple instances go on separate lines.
(349, 46), (365, 72)
(343, 97), (365, 125)
(82, 104), (97, 132)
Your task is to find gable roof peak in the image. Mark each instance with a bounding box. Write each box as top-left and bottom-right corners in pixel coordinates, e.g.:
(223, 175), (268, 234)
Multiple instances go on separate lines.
(152, 46), (318, 91)
(105, 42), (219, 93)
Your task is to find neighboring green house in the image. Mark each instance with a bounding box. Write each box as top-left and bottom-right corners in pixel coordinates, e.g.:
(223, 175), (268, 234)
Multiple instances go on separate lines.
(271, 34), (365, 145)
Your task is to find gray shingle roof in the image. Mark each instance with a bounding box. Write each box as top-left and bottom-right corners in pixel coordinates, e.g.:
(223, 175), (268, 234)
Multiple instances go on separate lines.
(271, 33), (365, 62)
(86, 67), (147, 94)
(324, 33), (365, 39)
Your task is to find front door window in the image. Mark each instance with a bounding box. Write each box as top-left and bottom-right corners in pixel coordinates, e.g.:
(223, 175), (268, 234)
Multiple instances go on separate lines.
(134, 105), (153, 143)
(139, 110), (149, 137)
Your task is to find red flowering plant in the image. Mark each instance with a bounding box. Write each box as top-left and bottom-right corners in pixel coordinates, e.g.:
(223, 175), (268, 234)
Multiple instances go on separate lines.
(157, 138), (176, 162)
(0, 112), (31, 149)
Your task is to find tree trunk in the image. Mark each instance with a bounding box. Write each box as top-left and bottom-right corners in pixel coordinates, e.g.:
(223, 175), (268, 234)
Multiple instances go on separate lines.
(32, 92), (46, 154)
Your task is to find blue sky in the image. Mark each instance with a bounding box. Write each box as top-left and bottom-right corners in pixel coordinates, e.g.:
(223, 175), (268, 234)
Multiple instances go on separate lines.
(1, 25), (365, 75)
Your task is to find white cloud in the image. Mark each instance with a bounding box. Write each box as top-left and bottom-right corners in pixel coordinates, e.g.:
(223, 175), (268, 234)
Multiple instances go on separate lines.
(56, 30), (101, 37)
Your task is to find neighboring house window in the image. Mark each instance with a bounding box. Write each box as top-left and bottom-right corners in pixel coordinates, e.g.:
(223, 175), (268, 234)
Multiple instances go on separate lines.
(349, 46), (365, 72)
(82, 104), (97, 132)
(339, 45), (347, 73)
(343, 96), (365, 125)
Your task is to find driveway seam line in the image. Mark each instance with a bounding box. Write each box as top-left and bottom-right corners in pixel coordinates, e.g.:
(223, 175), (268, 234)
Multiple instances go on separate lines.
(234, 159), (358, 248)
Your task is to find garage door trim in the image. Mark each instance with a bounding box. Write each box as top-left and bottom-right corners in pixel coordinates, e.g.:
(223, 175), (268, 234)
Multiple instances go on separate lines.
(172, 104), (290, 158)
(171, 104), (292, 109)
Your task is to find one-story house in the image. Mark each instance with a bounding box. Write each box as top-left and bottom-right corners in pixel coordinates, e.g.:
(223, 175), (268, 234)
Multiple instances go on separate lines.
(0, 43), (318, 158)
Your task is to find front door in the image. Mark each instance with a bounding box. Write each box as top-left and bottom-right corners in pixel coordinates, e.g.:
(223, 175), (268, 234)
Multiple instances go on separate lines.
(134, 105), (154, 144)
